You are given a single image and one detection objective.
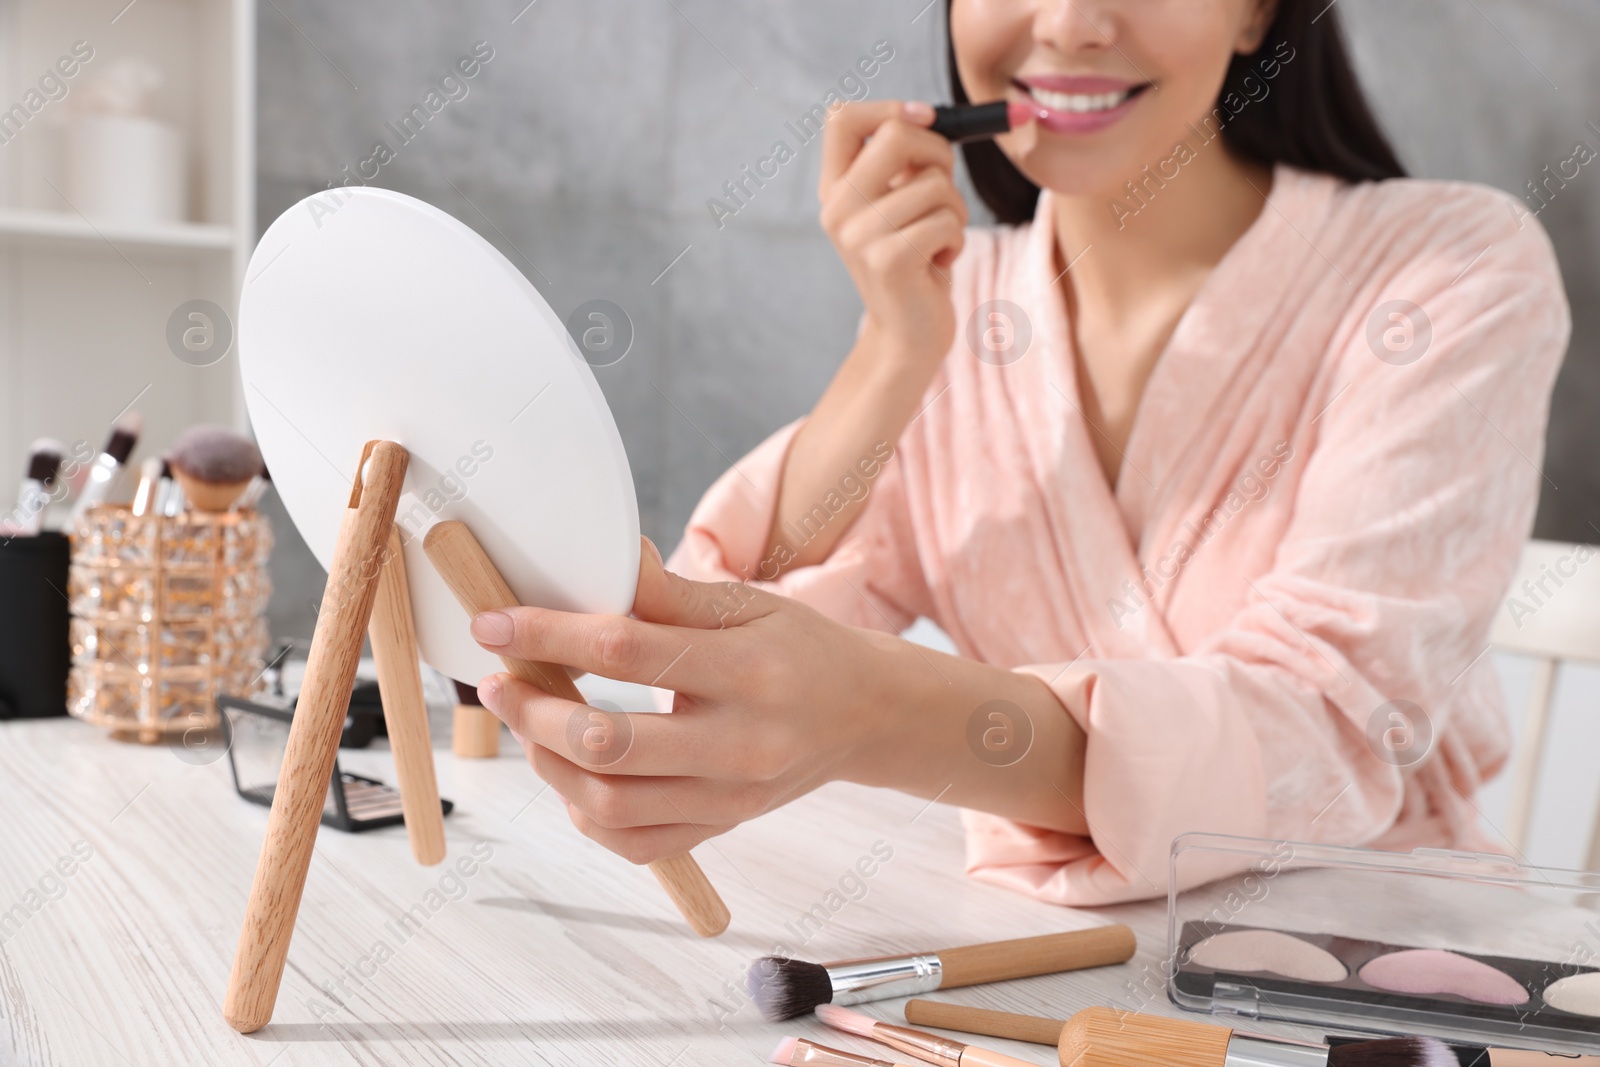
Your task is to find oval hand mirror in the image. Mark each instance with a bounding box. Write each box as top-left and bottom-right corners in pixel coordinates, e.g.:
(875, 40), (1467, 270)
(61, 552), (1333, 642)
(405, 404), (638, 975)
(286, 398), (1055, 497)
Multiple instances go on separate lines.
(239, 187), (639, 685)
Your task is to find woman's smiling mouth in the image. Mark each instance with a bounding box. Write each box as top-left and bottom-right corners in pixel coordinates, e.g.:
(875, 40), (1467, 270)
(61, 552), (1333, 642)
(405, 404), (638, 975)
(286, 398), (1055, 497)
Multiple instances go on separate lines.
(1012, 74), (1152, 135)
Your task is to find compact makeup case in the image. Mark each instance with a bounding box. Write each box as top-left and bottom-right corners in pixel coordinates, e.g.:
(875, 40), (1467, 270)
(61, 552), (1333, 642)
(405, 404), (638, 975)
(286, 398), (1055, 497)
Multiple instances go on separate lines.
(1167, 833), (1600, 1054)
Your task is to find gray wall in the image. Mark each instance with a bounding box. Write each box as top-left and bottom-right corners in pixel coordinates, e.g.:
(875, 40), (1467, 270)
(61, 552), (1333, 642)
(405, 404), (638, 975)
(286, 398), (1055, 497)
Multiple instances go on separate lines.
(256, 0), (949, 641)
(256, 1), (1600, 633)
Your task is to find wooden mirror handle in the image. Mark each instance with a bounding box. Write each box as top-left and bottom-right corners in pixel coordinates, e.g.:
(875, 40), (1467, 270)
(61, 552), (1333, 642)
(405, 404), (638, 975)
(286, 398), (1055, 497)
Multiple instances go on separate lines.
(423, 519), (731, 938)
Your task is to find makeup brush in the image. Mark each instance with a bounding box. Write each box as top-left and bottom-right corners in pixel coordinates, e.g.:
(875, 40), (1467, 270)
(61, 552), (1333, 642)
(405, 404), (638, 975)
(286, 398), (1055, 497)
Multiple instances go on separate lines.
(130, 456), (163, 517)
(158, 459), (184, 517)
(1329, 1035), (1600, 1065)
(14, 438), (64, 535)
(168, 425), (264, 512)
(771, 1036), (920, 1067)
(817, 1004), (1038, 1067)
(904, 1002), (1456, 1067)
(71, 412), (141, 521)
(750, 926), (1136, 1022)
(930, 101), (1039, 143)
(231, 466), (271, 512)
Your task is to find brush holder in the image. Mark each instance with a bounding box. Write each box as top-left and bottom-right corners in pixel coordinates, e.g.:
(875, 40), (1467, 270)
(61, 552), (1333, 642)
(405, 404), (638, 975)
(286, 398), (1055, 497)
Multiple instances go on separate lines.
(66, 505), (272, 744)
(0, 531), (71, 718)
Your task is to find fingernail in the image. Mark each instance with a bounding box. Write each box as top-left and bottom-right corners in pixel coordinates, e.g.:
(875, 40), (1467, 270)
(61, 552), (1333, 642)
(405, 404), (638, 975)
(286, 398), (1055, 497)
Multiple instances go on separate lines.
(903, 100), (936, 125)
(642, 536), (663, 568)
(477, 674), (503, 713)
(471, 610), (514, 647)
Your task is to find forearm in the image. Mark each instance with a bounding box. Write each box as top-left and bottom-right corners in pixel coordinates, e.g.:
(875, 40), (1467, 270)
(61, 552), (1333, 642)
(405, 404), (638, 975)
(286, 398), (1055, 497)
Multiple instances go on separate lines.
(767, 325), (935, 572)
(845, 628), (1091, 837)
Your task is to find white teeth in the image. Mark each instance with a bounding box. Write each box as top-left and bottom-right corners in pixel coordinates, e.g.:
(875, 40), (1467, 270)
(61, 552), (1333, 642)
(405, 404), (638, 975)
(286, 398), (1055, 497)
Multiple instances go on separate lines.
(1028, 87), (1133, 113)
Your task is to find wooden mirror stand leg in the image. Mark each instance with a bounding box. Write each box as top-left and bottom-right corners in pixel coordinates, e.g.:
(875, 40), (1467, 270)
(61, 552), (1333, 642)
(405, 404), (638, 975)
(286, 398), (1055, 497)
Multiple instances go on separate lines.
(223, 440), (734, 1035)
(368, 523), (447, 865)
(223, 441), (409, 1034)
(422, 519), (732, 939)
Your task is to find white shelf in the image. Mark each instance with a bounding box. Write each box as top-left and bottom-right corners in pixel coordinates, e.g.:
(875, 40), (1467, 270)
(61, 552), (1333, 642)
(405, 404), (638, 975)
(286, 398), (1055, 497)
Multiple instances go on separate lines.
(0, 0), (256, 496)
(0, 207), (235, 252)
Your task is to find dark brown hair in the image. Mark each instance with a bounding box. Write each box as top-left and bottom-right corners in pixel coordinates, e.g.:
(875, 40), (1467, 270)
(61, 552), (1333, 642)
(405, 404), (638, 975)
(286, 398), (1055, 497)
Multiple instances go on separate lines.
(947, 0), (1407, 224)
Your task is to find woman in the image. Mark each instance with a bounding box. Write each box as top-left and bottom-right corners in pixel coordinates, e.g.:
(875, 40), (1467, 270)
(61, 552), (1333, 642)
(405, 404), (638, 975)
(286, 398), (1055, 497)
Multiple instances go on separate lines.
(470, 0), (1568, 904)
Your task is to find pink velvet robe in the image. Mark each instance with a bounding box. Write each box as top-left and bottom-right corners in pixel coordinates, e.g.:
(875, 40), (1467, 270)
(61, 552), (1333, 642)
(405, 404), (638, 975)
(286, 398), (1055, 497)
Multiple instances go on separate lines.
(668, 165), (1570, 906)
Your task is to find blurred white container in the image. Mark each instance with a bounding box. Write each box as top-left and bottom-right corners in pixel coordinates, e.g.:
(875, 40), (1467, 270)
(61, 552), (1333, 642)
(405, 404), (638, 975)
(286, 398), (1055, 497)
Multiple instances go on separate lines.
(65, 114), (186, 224)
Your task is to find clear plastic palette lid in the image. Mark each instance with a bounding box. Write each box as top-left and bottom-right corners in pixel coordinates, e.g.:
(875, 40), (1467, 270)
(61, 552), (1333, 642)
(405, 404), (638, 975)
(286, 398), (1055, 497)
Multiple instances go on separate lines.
(1167, 833), (1600, 1054)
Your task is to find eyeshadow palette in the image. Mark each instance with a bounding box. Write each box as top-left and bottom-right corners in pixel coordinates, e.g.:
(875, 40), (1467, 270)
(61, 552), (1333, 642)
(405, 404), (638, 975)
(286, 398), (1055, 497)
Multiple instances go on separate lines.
(1174, 921), (1600, 1045)
(1168, 834), (1600, 1054)
(218, 694), (454, 833)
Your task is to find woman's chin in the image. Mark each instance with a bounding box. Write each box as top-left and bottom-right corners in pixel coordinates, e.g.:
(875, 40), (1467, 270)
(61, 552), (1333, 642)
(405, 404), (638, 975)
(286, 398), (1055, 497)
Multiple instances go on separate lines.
(1010, 148), (1158, 207)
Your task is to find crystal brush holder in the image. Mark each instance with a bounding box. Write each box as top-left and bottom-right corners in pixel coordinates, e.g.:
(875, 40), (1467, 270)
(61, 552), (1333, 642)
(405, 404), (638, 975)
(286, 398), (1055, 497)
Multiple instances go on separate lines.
(67, 505), (272, 742)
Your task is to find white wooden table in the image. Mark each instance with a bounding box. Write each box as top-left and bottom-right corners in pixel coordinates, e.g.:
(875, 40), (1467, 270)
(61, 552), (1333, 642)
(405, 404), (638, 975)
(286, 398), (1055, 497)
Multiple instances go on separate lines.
(0, 713), (1264, 1066)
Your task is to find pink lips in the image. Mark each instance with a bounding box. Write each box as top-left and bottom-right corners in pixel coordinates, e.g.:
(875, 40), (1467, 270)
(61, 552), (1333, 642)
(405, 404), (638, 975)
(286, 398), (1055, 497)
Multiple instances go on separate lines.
(1011, 73), (1148, 137)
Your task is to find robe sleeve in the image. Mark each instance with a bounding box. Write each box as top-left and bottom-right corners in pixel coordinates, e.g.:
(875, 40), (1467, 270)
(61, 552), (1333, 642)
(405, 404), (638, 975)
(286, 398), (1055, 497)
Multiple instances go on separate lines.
(665, 418), (933, 633)
(964, 187), (1571, 905)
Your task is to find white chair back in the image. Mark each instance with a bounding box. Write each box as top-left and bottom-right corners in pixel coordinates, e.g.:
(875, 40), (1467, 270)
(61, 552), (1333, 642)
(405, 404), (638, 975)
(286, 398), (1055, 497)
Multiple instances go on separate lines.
(1488, 540), (1600, 870)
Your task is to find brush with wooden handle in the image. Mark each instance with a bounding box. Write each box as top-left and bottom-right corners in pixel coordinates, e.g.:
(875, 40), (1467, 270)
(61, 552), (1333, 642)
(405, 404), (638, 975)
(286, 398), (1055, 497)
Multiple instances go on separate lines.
(422, 518), (731, 938)
(904, 1001), (1462, 1067)
(750, 926), (1137, 1021)
(816, 1004), (1040, 1067)
(167, 425), (263, 512)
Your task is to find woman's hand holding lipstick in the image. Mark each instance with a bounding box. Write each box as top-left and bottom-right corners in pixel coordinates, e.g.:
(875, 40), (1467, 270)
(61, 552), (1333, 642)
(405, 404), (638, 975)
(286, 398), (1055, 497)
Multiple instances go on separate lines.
(819, 99), (967, 372)
(769, 100), (970, 574)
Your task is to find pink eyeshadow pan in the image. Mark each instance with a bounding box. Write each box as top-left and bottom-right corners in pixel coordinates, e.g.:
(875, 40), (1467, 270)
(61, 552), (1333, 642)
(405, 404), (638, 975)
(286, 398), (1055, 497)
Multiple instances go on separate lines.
(1357, 949), (1529, 1006)
(1188, 930), (1348, 982)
